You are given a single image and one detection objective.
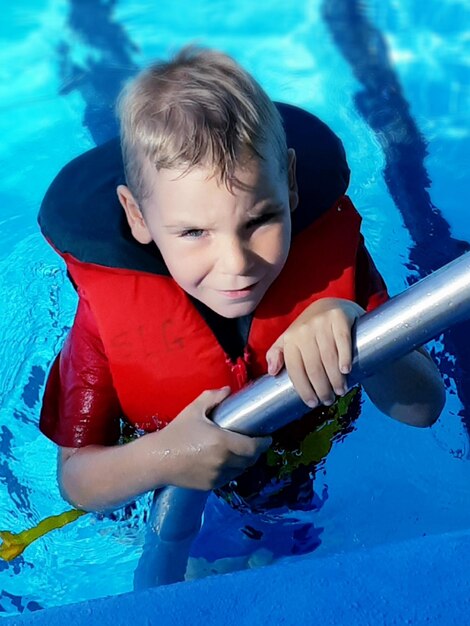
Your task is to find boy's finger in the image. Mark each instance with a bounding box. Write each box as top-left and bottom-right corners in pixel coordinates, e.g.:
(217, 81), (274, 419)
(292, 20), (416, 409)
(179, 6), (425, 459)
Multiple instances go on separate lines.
(266, 341), (285, 376)
(284, 344), (320, 408)
(301, 339), (336, 406)
(199, 386), (232, 414)
(332, 322), (353, 375)
(315, 332), (347, 397)
(254, 435), (273, 453)
(224, 431), (272, 459)
(225, 440), (272, 469)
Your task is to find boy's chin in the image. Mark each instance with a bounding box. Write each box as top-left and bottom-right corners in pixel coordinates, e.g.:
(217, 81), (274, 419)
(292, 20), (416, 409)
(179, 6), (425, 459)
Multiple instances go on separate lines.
(211, 302), (258, 319)
(203, 296), (260, 319)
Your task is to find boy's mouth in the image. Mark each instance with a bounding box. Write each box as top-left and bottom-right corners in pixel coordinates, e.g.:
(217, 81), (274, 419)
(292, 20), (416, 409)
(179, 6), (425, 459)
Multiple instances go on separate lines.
(218, 282), (259, 299)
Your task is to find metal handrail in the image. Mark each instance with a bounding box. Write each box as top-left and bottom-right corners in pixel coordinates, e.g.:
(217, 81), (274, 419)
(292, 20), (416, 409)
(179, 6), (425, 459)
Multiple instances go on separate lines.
(134, 251), (470, 589)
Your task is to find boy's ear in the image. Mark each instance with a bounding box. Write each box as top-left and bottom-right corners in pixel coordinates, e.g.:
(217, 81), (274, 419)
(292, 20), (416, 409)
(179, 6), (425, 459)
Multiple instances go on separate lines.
(116, 185), (152, 244)
(287, 148), (299, 213)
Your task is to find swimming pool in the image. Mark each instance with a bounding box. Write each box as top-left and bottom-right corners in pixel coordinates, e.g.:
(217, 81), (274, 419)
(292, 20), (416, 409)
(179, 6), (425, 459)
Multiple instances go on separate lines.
(1, 0), (470, 621)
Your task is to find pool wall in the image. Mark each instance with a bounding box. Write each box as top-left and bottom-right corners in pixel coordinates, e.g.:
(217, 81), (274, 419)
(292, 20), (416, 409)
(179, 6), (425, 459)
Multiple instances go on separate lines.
(4, 528), (470, 625)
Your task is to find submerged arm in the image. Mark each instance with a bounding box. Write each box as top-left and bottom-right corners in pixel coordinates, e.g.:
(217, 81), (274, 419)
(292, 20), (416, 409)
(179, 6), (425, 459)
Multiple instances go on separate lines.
(362, 346), (446, 427)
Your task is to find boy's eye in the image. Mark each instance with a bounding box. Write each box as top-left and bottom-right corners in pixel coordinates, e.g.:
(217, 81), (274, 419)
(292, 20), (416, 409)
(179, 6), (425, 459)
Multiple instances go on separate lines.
(247, 212), (279, 228)
(180, 228), (205, 238)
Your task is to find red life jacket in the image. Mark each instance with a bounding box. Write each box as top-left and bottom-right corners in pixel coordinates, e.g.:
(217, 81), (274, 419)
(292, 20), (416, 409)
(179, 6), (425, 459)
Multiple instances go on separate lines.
(59, 195), (361, 432)
(39, 103), (371, 438)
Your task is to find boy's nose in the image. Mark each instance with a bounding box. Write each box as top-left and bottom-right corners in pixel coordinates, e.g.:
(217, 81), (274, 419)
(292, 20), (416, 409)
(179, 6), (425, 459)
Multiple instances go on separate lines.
(219, 237), (252, 276)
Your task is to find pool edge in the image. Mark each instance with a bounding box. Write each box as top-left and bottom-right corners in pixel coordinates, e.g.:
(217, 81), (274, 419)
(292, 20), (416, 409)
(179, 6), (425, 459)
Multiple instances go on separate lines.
(4, 527), (470, 625)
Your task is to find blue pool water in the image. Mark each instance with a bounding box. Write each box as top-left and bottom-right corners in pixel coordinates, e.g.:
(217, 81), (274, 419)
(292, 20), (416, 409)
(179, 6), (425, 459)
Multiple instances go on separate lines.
(1, 0), (470, 618)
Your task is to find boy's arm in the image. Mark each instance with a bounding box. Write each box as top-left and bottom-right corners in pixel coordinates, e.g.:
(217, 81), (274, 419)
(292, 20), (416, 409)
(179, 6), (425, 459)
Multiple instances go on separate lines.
(42, 298), (270, 513)
(59, 388), (271, 513)
(361, 346), (445, 426)
(267, 298), (445, 427)
(352, 238), (445, 425)
(354, 239), (445, 425)
(266, 240), (445, 427)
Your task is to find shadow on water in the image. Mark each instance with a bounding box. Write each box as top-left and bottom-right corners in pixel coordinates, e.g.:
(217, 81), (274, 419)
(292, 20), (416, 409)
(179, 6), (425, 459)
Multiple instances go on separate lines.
(57, 0), (139, 145)
(0, 427), (32, 522)
(322, 0), (470, 439)
(22, 366), (45, 410)
(0, 589), (42, 615)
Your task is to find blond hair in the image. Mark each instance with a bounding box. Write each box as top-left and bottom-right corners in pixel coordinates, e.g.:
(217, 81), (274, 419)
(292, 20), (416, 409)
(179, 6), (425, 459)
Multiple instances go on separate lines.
(117, 46), (288, 205)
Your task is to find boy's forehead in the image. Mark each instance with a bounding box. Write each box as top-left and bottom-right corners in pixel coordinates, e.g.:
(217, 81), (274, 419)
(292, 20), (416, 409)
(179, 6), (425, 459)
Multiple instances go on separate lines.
(140, 159), (287, 227)
(143, 152), (284, 200)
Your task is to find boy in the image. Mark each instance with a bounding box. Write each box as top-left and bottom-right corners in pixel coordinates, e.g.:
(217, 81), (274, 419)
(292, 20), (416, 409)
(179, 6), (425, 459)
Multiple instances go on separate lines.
(39, 47), (445, 521)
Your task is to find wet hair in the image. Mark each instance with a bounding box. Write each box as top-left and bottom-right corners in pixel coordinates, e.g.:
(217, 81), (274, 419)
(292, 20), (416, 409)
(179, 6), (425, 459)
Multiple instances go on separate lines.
(117, 45), (288, 205)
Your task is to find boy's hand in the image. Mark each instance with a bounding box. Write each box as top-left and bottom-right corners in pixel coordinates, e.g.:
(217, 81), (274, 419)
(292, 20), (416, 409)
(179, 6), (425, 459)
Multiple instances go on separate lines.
(266, 298), (365, 408)
(157, 387), (272, 491)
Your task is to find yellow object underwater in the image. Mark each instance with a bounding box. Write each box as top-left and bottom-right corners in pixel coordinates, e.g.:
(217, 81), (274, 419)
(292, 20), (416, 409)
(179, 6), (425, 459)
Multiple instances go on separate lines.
(0, 509), (86, 561)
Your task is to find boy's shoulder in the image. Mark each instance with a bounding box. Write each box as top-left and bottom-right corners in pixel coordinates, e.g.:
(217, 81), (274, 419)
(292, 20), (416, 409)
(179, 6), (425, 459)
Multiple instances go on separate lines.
(278, 103), (350, 233)
(39, 137), (123, 252)
(44, 138), (123, 203)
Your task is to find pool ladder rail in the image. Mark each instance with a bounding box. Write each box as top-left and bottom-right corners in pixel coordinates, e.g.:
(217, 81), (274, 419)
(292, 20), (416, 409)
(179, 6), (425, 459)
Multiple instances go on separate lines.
(134, 251), (470, 589)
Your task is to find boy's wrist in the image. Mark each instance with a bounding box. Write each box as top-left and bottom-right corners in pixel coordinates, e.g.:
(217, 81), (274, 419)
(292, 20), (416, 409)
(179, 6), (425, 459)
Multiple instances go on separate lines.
(138, 428), (184, 490)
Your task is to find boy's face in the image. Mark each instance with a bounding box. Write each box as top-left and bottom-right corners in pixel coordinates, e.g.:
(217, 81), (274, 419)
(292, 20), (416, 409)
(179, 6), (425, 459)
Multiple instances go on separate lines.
(118, 150), (298, 318)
